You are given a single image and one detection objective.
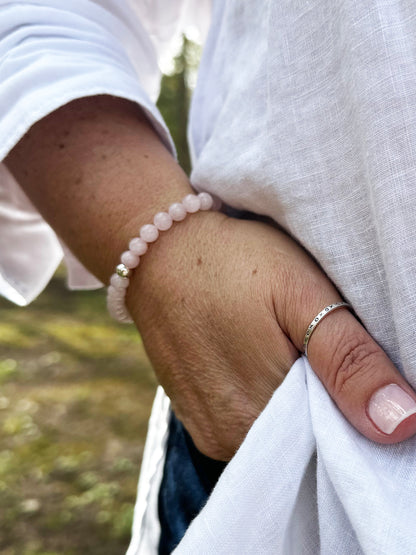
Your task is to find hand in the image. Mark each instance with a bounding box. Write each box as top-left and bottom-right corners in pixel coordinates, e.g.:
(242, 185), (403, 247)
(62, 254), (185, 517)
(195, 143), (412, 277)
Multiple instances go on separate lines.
(127, 211), (416, 461)
(5, 95), (415, 460)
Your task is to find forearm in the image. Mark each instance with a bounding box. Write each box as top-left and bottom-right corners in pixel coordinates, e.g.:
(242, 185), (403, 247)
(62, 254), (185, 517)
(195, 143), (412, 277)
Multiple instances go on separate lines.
(5, 94), (416, 456)
(4, 94), (197, 284)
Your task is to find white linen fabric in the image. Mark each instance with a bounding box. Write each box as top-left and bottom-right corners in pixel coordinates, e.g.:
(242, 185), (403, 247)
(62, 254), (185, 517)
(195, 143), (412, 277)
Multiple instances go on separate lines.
(176, 358), (416, 554)
(1, 0), (416, 553)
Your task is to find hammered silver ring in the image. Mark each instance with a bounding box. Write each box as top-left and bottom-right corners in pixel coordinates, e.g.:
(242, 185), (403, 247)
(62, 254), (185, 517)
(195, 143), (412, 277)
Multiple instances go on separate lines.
(303, 302), (350, 357)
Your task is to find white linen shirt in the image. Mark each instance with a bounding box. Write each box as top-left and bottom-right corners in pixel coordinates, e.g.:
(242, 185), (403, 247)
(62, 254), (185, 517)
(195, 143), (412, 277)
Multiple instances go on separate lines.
(2, 1), (416, 553)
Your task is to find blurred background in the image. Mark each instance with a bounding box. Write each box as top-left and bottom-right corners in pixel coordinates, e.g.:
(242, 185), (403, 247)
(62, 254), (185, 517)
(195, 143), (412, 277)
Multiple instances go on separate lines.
(0, 35), (201, 555)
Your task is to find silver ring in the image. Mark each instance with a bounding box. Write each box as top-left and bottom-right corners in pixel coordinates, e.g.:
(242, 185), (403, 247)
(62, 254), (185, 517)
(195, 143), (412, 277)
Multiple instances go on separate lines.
(303, 302), (350, 357)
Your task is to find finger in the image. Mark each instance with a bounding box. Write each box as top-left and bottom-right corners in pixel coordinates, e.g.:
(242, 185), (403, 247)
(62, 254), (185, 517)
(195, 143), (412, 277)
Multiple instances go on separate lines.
(292, 305), (416, 444)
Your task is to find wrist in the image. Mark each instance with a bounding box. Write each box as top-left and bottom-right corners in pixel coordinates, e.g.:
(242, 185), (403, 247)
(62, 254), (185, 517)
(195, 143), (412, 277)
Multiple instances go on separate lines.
(124, 207), (227, 325)
(106, 189), (226, 323)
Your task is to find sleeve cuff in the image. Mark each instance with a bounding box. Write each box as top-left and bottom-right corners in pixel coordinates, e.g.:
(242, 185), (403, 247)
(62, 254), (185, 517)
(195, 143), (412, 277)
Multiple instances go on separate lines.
(0, 1), (176, 305)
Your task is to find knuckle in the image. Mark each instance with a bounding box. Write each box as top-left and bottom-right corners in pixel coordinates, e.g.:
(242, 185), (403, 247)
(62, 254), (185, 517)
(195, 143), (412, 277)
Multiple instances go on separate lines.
(329, 334), (380, 397)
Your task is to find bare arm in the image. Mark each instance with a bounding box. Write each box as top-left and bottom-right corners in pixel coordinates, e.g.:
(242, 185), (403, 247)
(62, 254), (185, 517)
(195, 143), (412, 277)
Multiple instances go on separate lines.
(5, 95), (203, 283)
(6, 94), (416, 460)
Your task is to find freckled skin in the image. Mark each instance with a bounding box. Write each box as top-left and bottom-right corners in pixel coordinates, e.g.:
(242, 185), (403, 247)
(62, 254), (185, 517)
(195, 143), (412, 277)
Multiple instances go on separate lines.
(5, 94), (416, 460)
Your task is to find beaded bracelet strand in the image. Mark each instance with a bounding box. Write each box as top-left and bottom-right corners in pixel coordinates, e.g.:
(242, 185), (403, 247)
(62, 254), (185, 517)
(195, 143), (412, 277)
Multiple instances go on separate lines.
(107, 192), (215, 323)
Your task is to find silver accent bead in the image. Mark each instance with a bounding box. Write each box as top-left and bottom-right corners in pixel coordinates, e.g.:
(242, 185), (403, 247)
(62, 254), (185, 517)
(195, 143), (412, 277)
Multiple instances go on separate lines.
(116, 263), (131, 278)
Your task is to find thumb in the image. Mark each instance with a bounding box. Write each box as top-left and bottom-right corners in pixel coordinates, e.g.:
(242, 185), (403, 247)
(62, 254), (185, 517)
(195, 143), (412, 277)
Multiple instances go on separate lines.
(292, 303), (416, 444)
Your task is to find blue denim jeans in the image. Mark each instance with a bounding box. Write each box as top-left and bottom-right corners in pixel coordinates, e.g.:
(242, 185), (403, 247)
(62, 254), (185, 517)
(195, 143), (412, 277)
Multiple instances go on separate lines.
(158, 412), (227, 554)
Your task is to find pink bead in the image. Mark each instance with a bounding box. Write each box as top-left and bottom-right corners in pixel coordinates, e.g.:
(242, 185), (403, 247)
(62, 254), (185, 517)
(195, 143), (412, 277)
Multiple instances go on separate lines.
(108, 282), (128, 298)
(108, 294), (125, 306)
(108, 191), (213, 324)
(107, 291), (126, 315)
(109, 293), (125, 308)
(107, 288), (116, 302)
(107, 298), (132, 323)
(107, 300), (118, 316)
(129, 237), (148, 256)
(118, 311), (133, 324)
(113, 301), (127, 313)
(182, 194), (201, 213)
(121, 250), (140, 269)
(154, 211), (173, 231)
(140, 223), (159, 243)
(198, 192), (213, 210)
(119, 315), (133, 324)
(108, 298), (123, 313)
(168, 202), (187, 221)
(110, 274), (130, 290)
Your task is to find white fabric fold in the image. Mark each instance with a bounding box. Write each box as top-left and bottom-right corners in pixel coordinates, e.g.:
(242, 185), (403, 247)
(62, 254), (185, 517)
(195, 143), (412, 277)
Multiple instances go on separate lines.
(173, 358), (416, 554)
(0, 0), (177, 304)
(127, 386), (171, 555)
(310, 370), (416, 554)
(0, 164), (62, 304)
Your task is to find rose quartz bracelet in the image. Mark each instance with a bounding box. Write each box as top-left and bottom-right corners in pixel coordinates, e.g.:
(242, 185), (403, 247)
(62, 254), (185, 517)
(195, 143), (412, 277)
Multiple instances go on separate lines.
(107, 192), (215, 323)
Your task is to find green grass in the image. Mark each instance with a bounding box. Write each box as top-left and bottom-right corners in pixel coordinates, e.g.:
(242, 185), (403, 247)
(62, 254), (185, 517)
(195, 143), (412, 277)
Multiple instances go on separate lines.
(0, 270), (157, 554)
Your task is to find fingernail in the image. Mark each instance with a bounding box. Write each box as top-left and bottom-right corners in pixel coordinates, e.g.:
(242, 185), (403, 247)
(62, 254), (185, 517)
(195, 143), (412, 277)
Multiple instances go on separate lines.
(368, 384), (416, 434)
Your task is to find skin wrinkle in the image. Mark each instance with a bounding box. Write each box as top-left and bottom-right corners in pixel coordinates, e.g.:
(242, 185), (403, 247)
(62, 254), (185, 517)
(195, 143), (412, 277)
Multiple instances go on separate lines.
(332, 339), (384, 399)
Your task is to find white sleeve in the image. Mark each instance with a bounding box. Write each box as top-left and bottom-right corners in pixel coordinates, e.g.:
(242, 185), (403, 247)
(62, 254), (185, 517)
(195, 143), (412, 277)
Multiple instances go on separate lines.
(0, 0), (210, 305)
